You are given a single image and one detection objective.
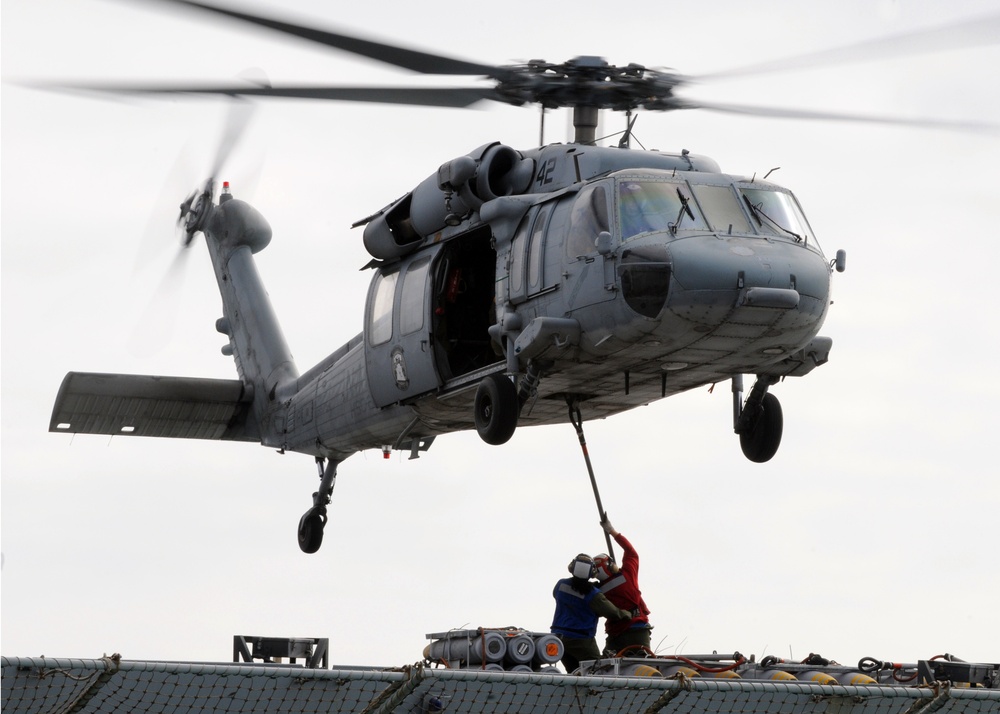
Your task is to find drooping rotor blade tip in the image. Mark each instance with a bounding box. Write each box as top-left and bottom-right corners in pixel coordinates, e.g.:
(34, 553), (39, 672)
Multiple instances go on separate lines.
(694, 12), (1000, 81)
(138, 0), (505, 78)
(678, 97), (1000, 134)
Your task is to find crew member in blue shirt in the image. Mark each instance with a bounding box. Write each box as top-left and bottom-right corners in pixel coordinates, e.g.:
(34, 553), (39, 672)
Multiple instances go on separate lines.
(550, 553), (632, 672)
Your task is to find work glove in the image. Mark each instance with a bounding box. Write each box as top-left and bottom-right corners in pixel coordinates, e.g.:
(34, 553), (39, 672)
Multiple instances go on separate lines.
(600, 515), (615, 534)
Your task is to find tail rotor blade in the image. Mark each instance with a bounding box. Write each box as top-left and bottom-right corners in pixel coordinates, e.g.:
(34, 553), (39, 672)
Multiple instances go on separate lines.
(207, 97), (256, 184)
(127, 245), (191, 358)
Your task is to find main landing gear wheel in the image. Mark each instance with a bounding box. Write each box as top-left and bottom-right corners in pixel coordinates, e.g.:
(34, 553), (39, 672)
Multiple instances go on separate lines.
(297, 505), (327, 554)
(739, 391), (783, 463)
(474, 373), (519, 445)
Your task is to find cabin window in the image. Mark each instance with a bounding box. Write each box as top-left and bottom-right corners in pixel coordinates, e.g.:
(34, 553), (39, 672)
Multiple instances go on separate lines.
(740, 188), (812, 244)
(618, 180), (707, 239)
(566, 183), (610, 258)
(400, 257), (430, 335)
(369, 270), (397, 346)
(690, 184), (751, 234)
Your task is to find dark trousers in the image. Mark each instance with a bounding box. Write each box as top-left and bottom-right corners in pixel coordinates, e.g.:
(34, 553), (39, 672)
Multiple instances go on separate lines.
(557, 635), (601, 672)
(605, 625), (652, 656)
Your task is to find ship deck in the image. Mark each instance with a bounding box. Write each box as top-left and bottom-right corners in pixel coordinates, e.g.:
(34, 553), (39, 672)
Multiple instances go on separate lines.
(4, 655), (1000, 714)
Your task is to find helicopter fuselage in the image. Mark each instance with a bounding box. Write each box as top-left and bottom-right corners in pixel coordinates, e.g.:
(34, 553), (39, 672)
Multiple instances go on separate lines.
(266, 143), (835, 460)
(50, 140), (839, 553)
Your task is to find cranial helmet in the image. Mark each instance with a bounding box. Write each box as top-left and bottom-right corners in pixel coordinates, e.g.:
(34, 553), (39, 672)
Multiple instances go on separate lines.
(593, 553), (618, 582)
(568, 553), (595, 580)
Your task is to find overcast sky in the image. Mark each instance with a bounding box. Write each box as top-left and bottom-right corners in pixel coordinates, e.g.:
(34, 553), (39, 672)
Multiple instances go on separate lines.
(3, 0), (999, 670)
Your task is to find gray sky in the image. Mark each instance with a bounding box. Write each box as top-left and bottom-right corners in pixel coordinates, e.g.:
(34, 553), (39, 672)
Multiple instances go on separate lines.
(3, 0), (999, 669)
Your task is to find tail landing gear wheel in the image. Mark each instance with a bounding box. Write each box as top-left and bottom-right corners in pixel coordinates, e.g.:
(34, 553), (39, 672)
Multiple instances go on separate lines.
(297, 505), (327, 554)
(474, 373), (519, 445)
(298, 458), (338, 554)
(739, 392), (783, 463)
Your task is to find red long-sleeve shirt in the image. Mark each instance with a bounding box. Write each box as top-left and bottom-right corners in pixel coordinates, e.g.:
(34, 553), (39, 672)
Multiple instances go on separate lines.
(599, 532), (651, 637)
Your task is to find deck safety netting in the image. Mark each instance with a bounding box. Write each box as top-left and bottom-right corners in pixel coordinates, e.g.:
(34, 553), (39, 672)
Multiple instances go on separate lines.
(4, 657), (999, 714)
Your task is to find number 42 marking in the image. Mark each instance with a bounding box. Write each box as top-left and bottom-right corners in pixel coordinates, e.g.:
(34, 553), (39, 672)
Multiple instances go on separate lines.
(535, 158), (556, 186)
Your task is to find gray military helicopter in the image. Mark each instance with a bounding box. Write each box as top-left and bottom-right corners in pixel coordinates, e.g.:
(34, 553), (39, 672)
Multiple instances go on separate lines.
(47, 1), (992, 553)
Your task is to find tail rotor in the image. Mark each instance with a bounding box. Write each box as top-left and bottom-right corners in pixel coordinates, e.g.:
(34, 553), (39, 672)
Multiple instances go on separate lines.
(128, 98), (257, 356)
(176, 98), (255, 246)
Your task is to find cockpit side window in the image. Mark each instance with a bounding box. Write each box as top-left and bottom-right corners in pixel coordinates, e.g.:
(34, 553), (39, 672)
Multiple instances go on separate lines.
(527, 203), (552, 292)
(618, 180), (707, 239)
(508, 202), (555, 305)
(566, 183), (610, 258)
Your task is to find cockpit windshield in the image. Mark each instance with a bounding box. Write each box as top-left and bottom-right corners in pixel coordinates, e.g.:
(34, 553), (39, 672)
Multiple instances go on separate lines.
(739, 188), (813, 244)
(618, 180), (708, 240)
(616, 177), (820, 251)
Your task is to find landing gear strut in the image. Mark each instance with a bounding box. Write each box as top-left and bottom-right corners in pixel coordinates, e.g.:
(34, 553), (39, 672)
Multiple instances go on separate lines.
(732, 375), (783, 463)
(298, 457), (338, 554)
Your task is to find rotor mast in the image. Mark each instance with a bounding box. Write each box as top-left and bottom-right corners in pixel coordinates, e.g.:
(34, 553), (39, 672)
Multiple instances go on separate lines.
(573, 106), (600, 145)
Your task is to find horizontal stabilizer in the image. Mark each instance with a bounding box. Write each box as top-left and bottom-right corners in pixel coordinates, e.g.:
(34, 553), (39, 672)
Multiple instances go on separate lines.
(49, 372), (259, 442)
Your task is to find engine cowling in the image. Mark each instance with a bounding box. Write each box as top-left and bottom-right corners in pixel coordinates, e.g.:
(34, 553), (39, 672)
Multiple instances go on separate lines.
(362, 143), (534, 261)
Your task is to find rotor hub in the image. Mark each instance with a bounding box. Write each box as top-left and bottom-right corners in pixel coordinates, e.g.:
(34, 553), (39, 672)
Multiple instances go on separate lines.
(492, 58), (683, 112)
(179, 184), (214, 245)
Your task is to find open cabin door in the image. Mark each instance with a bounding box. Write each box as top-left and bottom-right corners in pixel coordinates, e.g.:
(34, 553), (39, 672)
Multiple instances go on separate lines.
(365, 228), (500, 409)
(366, 249), (443, 408)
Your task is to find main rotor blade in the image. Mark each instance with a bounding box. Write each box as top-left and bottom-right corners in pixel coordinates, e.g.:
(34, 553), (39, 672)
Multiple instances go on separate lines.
(143, 0), (505, 78)
(695, 12), (1000, 81)
(53, 81), (502, 108)
(675, 97), (999, 134)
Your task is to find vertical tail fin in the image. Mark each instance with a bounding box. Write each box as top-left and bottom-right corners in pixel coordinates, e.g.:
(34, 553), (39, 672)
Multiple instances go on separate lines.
(202, 191), (298, 446)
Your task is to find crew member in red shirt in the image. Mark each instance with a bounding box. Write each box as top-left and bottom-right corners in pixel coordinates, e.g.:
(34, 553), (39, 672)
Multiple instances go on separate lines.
(594, 516), (653, 655)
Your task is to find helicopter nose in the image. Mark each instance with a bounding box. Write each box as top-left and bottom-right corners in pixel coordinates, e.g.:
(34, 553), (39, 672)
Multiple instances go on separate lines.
(667, 235), (830, 303)
(654, 235), (832, 354)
